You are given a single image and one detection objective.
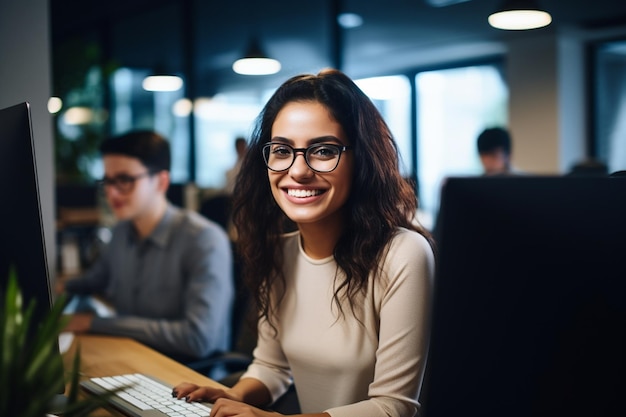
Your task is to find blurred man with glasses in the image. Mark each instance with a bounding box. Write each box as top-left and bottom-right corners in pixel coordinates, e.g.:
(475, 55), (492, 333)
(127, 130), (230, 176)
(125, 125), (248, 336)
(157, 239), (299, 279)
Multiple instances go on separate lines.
(59, 130), (234, 365)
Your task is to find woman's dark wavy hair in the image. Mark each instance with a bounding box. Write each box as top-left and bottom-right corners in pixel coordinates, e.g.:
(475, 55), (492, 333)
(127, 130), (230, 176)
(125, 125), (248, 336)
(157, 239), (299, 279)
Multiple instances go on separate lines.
(232, 68), (433, 329)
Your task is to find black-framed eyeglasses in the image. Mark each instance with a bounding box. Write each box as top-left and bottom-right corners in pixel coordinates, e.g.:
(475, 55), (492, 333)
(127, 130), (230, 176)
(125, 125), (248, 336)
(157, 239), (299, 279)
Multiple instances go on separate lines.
(97, 171), (153, 194)
(262, 142), (352, 173)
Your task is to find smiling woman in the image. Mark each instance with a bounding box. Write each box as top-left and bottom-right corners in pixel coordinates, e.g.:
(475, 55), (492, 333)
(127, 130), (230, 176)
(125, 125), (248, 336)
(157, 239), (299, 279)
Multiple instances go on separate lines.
(172, 68), (436, 417)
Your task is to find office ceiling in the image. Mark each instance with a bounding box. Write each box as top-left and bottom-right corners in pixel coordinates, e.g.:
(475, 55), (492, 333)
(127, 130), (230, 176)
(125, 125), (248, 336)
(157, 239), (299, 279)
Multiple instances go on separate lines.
(50, 0), (626, 96)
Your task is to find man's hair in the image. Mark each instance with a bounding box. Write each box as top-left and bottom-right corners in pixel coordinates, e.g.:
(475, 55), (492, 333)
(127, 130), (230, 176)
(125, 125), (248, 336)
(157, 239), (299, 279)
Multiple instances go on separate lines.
(99, 130), (171, 172)
(477, 127), (511, 155)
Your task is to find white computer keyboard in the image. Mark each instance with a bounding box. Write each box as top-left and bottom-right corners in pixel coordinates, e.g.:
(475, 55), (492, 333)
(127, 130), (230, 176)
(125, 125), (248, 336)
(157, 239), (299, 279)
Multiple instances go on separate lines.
(83, 373), (212, 417)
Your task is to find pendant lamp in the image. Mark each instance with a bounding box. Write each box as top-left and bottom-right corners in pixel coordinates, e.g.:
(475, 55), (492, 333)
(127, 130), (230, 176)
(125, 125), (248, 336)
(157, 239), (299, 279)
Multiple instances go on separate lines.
(232, 38), (281, 76)
(142, 65), (184, 92)
(142, 75), (184, 92)
(488, 0), (552, 30)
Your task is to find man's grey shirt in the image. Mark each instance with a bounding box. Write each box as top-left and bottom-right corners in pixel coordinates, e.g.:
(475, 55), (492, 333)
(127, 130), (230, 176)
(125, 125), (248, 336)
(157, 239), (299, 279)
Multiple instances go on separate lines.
(65, 203), (234, 359)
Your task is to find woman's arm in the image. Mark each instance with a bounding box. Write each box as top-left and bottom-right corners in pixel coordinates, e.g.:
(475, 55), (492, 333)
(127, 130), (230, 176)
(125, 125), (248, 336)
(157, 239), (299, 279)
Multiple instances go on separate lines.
(227, 377), (273, 405)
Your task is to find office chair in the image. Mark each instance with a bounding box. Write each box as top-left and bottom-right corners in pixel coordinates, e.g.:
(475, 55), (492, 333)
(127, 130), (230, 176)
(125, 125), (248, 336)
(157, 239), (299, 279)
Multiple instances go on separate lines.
(199, 194), (232, 232)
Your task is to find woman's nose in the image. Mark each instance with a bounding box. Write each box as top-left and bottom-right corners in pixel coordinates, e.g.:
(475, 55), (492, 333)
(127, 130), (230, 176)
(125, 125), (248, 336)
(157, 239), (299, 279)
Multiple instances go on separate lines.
(289, 152), (314, 178)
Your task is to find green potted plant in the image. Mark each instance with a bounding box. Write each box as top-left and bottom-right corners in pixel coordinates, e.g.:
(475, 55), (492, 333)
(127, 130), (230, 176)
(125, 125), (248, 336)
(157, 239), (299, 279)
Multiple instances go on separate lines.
(0, 268), (113, 417)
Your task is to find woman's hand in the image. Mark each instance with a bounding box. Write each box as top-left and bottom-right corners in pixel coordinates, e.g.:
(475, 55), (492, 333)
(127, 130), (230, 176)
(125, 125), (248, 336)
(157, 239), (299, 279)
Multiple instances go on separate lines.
(172, 384), (279, 417)
(172, 382), (240, 404)
(210, 398), (280, 417)
(173, 378), (292, 417)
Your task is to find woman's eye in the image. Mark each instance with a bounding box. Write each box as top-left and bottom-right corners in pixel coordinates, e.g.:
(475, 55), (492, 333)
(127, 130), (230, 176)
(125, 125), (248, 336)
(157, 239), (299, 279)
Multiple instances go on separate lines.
(272, 146), (292, 157)
(311, 145), (339, 158)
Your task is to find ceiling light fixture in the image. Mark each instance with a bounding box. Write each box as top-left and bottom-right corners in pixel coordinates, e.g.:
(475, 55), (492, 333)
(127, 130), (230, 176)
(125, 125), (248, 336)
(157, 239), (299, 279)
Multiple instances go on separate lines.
(337, 12), (363, 29)
(47, 97), (63, 114)
(424, 0), (471, 7)
(63, 106), (94, 125)
(488, 0), (552, 30)
(142, 74), (184, 92)
(232, 38), (281, 76)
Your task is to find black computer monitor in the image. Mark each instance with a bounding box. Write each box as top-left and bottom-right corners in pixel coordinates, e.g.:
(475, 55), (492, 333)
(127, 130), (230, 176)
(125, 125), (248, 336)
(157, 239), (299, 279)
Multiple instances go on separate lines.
(0, 102), (57, 348)
(422, 176), (626, 417)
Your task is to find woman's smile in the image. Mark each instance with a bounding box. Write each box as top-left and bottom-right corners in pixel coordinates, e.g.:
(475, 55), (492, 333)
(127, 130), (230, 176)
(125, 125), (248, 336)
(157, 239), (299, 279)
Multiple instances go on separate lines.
(286, 188), (325, 198)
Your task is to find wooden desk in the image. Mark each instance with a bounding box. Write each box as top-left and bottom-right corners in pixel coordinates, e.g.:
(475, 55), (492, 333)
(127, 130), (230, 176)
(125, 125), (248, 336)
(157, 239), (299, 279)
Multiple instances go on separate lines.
(62, 334), (225, 415)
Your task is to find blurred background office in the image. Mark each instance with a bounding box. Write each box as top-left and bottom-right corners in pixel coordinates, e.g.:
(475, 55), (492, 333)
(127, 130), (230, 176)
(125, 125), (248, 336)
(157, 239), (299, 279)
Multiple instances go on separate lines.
(3, 0), (626, 275)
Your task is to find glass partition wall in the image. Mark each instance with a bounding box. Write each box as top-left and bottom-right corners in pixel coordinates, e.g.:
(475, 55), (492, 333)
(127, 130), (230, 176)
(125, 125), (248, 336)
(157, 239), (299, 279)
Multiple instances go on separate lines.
(415, 64), (508, 224)
(593, 38), (626, 174)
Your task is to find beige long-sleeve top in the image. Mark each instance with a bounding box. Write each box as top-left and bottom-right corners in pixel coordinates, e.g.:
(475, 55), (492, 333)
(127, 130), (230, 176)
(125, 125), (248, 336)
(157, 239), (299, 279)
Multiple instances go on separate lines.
(241, 228), (435, 417)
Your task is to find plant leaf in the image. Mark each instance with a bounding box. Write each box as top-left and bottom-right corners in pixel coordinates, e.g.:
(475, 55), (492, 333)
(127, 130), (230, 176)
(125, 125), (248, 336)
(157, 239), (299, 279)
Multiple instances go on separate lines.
(1, 269), (117, 417)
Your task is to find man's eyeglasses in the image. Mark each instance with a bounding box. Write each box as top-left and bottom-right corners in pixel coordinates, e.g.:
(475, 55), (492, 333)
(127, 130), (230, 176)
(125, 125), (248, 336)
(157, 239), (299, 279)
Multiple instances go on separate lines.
(97, 171), (152, 194)
(262, 142), (352, 173)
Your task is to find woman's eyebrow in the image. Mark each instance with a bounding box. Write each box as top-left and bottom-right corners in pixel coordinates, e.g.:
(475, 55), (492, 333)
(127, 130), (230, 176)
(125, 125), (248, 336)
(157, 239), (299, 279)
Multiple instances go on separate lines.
(269, 136), (291, 144)
(269, 135), (344, 145)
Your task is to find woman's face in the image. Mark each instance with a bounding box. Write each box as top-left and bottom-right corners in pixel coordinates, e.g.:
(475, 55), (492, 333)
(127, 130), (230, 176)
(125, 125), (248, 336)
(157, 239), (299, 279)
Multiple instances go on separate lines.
(268, 100), (353, 228)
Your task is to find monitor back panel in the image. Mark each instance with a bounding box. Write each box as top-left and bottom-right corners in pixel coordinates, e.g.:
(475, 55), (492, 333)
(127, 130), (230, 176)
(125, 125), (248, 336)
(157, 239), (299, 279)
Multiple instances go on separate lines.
(0, 102), (52, 324)
(422, 176), (626, 417)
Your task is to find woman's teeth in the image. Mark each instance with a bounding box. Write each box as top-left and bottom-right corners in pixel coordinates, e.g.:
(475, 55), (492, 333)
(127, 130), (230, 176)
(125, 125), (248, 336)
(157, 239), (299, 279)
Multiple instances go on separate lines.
(288, 189), (322, 198)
